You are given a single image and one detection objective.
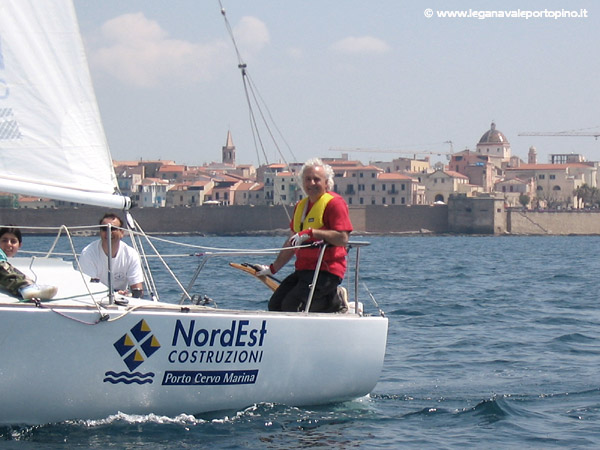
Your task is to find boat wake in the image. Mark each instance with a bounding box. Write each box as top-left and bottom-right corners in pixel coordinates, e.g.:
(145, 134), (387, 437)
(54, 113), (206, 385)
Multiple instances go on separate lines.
(1, 397), (380, 442)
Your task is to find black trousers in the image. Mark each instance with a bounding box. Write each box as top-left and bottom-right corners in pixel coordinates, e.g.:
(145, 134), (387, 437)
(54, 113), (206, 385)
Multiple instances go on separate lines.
(268, 270), (343, 313)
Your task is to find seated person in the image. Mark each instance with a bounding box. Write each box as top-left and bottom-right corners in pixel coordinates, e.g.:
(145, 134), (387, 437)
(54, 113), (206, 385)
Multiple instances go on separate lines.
(79, 213), (144, 297)
(0, 226), (57, 300)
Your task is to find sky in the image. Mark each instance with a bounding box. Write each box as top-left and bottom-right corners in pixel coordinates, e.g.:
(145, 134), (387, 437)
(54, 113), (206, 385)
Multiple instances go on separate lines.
(73, 0), (600, 168)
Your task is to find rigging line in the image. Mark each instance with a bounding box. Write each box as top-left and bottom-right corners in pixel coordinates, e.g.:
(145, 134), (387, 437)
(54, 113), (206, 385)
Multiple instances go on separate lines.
(219, 1), (264, 164)
(234, 39), (281, 167)
(218, 0), (293, 221)
(52, 225), (107, 316)
(244, 72), (291, 166)
(132, 219), (194, 302)
(242, 74), (293, 221)
(218, 1), (295, 166)
(219, 1), (245, 67)
(122, 227), (286, 252)
(241, 72), (270, 165)
(246, 72), (298, 164)
(126, 216), (159, 302)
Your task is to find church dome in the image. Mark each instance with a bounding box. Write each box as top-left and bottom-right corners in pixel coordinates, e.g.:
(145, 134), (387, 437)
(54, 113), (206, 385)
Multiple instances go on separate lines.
(479, 122), (508, 144)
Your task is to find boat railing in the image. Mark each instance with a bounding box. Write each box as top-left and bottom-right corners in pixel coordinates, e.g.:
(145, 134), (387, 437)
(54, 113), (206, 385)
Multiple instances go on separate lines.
(299, 240), (373, 315)
(345, 241), (372, 316)
(178, 249), (277, 306)
(180, 240), (373, 316)
(303, 243), (328, 313)
(3, 223), (378, 316)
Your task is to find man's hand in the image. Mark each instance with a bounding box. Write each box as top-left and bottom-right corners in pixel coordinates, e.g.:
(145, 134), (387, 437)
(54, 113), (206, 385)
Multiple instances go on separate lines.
(256, 264), (276, 276)
(289, 228), (313, 247)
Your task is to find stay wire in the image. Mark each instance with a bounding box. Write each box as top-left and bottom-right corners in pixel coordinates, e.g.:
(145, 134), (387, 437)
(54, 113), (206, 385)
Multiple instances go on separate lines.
(244, 71), (297, 166)
(125, 214), (159, 302)
(241, 69), (270, 166)
(218, 1), (295, 222)
(245, 71), (298, 164)
(219, 1), (264, 165)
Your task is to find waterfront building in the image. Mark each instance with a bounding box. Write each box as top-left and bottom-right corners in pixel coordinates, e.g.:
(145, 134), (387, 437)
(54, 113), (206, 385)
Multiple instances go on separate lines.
(494, 177), (536, 207)
(505, 163), (595, 208)
(271, 171), (301, 205)
(166, 180), (214, 207)
(136, 178), (171, 207)
(476, 122), (512, 168)
(157, 165), (187, 183)
(332, 165), (424, 206)
(423, 169), (479, 204)
(448, 149), (499, 192)
(231, 182), (264, 206)
(114, 164), (143, 200)
(371, 156), (431, 174)
(15, 195), (55, 209)
(205, 175), (245, 206)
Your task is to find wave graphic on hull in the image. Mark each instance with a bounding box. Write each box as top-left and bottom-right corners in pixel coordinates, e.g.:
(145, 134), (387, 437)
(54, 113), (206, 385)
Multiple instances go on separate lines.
(103, 371), (155, 385)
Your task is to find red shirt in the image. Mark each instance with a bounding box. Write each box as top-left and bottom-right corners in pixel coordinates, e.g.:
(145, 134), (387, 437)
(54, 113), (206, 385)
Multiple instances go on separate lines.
(291, 192), (353, 279)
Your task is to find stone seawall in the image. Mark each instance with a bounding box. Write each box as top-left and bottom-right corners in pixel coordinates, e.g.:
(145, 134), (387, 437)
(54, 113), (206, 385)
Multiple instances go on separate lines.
(507, 210), (600, 235)
(0, 206), (290, 234)
(1, 205), (599, 235)
(0, 205), (448, 235)
(360, 205), (448, 233)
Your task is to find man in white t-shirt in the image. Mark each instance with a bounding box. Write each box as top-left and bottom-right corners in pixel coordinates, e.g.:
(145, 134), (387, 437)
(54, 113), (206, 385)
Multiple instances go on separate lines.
(79, 213), (144, 297)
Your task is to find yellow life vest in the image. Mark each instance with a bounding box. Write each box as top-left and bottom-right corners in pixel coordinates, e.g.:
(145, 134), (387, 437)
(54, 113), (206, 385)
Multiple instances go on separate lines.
(292, 192), (334, 232)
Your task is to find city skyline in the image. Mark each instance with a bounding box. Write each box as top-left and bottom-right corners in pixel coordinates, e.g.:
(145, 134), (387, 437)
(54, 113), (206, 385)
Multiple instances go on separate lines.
(74, 0), (600, 168)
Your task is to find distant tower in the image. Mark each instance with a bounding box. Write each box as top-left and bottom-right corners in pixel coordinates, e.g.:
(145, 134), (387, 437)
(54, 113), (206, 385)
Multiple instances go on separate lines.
(222, 130), (236, 166)
(528, 146), (537, 164)
(476, 122), (511, 168)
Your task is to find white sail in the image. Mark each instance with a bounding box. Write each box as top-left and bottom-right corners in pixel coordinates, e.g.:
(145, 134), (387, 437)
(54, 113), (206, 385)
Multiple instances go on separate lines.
(0, 0), (129, 209)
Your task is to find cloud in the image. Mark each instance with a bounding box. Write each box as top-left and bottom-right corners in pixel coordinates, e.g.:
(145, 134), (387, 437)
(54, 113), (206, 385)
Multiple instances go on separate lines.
(233, 16), (270, 56)
(330, 36), (391, 55)
(88, 13), (268, 88)
(287, 47), (305, 60)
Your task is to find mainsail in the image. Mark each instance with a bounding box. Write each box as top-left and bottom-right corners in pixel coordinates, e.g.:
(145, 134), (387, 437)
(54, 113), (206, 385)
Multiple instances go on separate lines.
(0, 0), (129, 209)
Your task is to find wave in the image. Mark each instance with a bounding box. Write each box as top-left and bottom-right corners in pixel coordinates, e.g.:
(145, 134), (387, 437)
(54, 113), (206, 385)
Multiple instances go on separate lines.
(554, 332), (595, 343)
(387, 308), (425, 316)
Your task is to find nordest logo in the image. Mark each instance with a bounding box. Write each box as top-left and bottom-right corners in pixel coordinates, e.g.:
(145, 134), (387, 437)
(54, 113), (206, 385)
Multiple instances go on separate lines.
(163, 319), (267, 386)
(172, 319), (267, 348)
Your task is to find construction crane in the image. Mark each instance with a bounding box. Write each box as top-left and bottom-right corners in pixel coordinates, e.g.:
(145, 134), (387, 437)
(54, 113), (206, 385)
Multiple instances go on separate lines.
(329, 141), (455, 159)
(518, 128), (600, 164)
(518, 128), (600, 139)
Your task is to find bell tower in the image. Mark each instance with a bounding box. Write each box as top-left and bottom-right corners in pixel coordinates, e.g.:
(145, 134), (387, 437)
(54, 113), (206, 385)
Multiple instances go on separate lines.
(528, 146), (537, 164)
(222, 130), (236, 166)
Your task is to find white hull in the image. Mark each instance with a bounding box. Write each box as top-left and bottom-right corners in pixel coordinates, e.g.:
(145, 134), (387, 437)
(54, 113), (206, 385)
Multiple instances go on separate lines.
(0, 257), (388, 425)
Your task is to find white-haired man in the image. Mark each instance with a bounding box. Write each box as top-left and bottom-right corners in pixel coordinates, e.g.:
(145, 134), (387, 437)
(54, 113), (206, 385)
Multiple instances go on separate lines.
(257, 158), (352, 312)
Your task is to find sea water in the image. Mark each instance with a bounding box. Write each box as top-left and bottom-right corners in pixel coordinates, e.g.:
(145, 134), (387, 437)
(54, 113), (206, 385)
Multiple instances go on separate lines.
(2, 235), (600, 448)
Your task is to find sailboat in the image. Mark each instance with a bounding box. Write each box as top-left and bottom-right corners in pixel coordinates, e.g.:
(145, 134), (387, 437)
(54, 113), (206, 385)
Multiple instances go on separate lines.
(0, 0), (388, 425)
